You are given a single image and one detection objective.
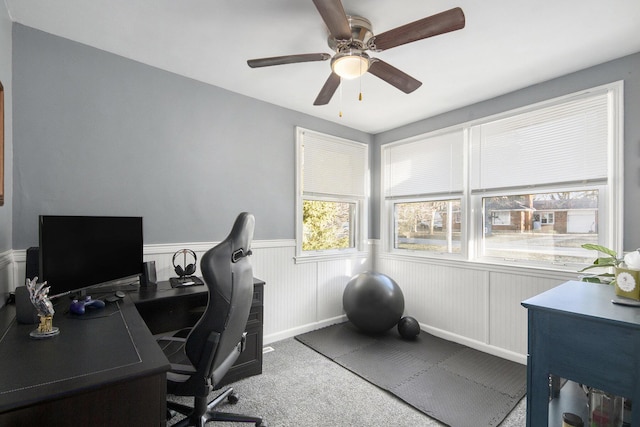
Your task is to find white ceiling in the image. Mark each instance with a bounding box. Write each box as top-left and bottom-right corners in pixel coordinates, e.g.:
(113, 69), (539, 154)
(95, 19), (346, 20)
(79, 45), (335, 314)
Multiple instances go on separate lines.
(5, 0), (640, 134)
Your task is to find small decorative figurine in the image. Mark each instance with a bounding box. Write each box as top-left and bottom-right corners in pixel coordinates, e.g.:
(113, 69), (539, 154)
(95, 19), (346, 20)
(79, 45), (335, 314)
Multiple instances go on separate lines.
(26, 277), (60, 339)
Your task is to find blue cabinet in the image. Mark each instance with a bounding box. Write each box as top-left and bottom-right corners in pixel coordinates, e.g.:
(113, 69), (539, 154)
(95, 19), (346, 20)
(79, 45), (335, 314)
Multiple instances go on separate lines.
(522, 281), (640, 426)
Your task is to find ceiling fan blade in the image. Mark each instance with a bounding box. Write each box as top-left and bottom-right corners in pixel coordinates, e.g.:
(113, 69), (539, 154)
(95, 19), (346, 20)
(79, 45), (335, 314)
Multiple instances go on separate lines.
(312, 0), (352, 40)
(368, 59), (422, 94)
(314, 73), (341, 105)
(373, 7), (465, 51)
(247, 53), (331, 68)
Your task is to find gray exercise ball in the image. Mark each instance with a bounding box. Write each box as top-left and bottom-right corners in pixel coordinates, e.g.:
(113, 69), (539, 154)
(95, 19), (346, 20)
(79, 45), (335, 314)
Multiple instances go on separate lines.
(343, 271), (405, 334)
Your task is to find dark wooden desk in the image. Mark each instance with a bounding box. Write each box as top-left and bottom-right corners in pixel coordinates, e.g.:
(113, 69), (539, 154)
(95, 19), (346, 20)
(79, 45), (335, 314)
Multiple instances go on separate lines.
(0, 278), (265, 425)
(0, 295), (170, 426)
(522, 281), (640, 426)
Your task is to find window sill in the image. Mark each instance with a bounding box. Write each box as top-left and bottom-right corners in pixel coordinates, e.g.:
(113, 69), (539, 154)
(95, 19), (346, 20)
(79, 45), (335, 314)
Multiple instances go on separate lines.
(378, 252), (580, 280)
(294, 250), (368, 264)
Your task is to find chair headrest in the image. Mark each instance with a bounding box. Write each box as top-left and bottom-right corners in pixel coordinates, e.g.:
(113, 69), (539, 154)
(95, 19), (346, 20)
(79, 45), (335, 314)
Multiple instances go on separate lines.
(226, 212), (255, 263)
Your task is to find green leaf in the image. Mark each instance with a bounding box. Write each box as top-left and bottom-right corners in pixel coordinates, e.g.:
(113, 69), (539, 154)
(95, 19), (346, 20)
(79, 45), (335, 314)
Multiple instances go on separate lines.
(581, 243), (617, 258)
(592, 257), (617, 266)
(579, 262), (616, 272)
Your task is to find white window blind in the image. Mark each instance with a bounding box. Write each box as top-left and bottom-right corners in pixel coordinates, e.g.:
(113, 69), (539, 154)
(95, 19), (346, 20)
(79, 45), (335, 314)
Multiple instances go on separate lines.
(300, 129), (367, 198)
(470, 92), (610, 192)
(384, 129), (464, 198)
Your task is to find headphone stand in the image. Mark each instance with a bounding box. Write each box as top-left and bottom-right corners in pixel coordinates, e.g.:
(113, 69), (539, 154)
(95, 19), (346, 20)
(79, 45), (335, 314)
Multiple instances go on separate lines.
(169, 276), (204, 288)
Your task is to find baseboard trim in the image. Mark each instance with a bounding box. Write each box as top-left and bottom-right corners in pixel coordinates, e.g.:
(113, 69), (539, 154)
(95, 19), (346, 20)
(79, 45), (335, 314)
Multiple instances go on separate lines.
(420, 323), (527, 365)
(263, 314), (347, 345)
(265, 316), (527, 364)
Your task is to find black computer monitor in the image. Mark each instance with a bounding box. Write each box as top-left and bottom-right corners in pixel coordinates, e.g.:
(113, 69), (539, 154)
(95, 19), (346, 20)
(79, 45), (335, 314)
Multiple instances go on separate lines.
(39, 215), (143, 298)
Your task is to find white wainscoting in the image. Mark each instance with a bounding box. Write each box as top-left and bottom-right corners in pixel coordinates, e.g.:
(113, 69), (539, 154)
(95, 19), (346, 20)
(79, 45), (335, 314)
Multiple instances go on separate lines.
(7, 240), (580, 362)
(0, 250), (13, 310)
(8, 240), (371, 345)
(375, 250), (576, 364)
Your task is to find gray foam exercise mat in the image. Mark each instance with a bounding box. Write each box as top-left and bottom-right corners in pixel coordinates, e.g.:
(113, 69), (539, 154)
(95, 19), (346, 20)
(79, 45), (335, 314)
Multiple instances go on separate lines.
(295, 322), (526, 427)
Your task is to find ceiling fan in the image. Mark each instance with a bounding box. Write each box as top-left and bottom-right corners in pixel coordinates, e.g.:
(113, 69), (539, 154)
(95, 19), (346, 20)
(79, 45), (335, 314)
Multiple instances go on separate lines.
(247, 0), (465, 106)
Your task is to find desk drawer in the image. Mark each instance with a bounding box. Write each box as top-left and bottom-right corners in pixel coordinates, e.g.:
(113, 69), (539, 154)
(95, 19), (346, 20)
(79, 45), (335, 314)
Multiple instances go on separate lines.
(252, 285), (263, 307)
(247, 306), (263, 327)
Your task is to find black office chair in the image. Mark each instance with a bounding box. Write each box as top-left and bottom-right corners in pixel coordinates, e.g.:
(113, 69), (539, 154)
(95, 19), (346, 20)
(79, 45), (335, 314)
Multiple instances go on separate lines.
(157, 212), (266, 427)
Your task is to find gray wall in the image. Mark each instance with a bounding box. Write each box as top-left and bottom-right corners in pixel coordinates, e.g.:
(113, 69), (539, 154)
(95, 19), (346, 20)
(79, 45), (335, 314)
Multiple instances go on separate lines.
(11, 23), (640, 251)
(0, 7), (12, 252)
(372, 52), (640, 250)
(12, 24), (371, 248)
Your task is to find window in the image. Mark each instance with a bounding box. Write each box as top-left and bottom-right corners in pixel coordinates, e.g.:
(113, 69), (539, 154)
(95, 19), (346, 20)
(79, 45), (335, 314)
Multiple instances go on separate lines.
(296, 127), (368, 257)
(394, 199), (461, 253)
(537, 212), (554, 225)
(382, 129), (465, 257)
(382, 82), (623, 269)
(471, 84), (621, 267)
(491, 211), (511, 226)
(302, 200), (355, 251)
(483, 190), (600, 264)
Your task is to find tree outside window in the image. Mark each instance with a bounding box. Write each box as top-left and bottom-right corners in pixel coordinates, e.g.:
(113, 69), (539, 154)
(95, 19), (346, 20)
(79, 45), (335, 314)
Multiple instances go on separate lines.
(394, 200), (461, 253)
(302, 200), (355, 251)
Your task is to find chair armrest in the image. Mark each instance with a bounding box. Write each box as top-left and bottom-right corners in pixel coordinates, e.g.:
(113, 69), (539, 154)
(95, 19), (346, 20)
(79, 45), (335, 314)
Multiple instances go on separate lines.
(170, 363), (197, 375)
(156, 336), (187, 344)
(156, 335), (187, 358)
(154, 327), (191, 341)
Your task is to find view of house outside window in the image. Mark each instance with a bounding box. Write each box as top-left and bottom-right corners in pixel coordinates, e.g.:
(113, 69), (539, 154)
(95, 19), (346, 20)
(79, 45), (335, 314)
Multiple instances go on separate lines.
(482, 190), (599, 264)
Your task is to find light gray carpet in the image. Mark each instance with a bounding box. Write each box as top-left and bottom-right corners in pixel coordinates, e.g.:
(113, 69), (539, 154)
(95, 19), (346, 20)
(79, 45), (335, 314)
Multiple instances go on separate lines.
(295, 323), (526, 427)
(167, 337), (526, 426)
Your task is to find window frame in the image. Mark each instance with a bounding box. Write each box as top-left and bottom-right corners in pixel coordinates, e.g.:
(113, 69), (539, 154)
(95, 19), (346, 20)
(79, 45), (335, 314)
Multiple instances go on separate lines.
(492, 211), (512, 226)
(381, 126), (467, 260)
(474, 185), (607, 268)
(295, 127), (369, 262)
(301, 196), (359, 253)
(388, 196), (465, 258)
(539, 212), (554, 225)
(381, 81), (624, 271)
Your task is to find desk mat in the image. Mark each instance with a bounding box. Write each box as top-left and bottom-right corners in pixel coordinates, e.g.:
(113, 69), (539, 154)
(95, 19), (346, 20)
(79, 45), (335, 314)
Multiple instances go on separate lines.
(296, 322), (526, 427)
(0, 303), (141, 395)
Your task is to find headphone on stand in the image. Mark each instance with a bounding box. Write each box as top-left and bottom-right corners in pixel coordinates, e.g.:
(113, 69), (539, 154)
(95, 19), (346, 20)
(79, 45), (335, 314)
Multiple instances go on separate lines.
(172, 249), (197, 279)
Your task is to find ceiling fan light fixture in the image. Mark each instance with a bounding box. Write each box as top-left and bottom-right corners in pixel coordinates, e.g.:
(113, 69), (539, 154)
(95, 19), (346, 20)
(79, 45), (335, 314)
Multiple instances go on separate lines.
(331, 51), (369, 80)
(248, 4), (465, 106)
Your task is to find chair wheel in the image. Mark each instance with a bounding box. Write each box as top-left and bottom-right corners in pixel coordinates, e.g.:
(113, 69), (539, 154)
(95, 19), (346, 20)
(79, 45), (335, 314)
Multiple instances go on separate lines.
(166, 409), (177, 420)
(256, 421), (267, 427)
(227, 392), (239, 404)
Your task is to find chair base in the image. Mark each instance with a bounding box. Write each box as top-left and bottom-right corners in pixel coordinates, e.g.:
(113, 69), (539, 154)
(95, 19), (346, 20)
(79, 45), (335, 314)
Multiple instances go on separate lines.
(168, 387), (266, 427)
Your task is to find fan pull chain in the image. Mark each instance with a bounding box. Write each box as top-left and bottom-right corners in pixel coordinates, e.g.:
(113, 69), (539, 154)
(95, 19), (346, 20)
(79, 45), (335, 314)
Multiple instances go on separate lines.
(339, 78), (343, 117)
(359, 63), (363, 101)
